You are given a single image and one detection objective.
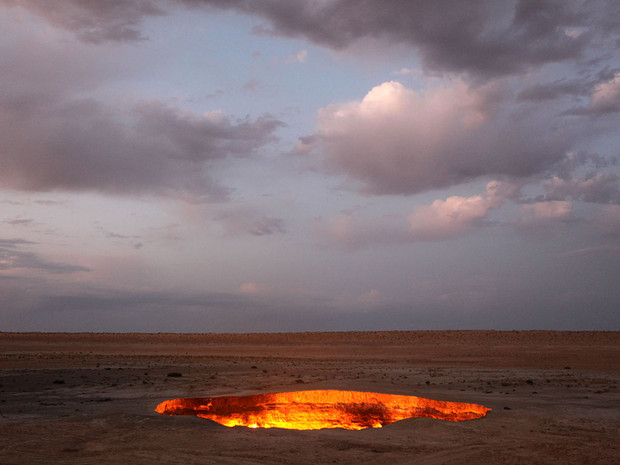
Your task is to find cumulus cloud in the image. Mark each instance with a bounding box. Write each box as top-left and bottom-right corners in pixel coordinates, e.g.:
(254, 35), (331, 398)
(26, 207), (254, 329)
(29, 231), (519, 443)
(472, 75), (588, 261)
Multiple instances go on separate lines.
(309, 80), (572, 195)
(408, 181), (506, 240)
(323, 181), (516, 247)
(513, 199), (581, 237)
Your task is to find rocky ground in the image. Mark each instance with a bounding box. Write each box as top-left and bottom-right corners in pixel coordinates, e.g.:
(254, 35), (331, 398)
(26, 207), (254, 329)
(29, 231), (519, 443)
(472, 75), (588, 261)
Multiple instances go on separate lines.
(0, 331), (618, 464)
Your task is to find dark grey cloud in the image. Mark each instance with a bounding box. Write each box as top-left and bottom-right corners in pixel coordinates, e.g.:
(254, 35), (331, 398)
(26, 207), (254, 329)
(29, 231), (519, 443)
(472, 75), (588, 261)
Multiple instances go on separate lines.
(0, 1), (283, 200)
(544, 173), (620, 204)
(517, 79), (588, 101)
(551, 151), (614, 179)
(0, 239), (91, 274)
(0, 0), (164, 43)
(186, 0), (616, 79)
(0, 92), (282, 199)
(6, 1), (619, 80)
(134, 101), (283, 162)
(517, 67), (620, 102)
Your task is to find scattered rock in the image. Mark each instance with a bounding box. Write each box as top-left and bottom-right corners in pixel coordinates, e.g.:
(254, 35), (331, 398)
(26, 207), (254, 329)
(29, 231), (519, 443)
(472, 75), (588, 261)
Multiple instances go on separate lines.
(167, 372), (183, 377)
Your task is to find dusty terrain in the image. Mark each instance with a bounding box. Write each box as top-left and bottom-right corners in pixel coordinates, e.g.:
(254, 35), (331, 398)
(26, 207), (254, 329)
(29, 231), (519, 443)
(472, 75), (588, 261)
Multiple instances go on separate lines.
(0, 331), (618, 464)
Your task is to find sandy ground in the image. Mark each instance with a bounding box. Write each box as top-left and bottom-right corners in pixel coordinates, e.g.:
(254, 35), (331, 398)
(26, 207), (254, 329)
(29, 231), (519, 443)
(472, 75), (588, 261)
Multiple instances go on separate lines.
(0, 331), (618, 464)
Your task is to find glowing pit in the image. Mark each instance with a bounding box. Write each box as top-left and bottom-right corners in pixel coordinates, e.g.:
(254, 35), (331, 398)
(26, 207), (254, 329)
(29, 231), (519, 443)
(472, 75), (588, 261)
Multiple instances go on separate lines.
(155, 390), (491, 430)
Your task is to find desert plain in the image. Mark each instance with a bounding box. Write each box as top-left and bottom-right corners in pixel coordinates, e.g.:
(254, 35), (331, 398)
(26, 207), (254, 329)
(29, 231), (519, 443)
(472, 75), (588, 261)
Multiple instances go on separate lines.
(0, 330), (618, 464)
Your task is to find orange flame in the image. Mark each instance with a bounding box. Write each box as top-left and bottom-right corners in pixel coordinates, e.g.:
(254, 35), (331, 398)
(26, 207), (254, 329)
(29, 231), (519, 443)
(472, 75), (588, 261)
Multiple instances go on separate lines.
(155, 390), (491, 430)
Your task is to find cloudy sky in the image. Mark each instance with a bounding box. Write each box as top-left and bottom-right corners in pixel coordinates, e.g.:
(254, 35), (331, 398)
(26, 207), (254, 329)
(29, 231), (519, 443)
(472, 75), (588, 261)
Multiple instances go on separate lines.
(1, 0), (619, 332)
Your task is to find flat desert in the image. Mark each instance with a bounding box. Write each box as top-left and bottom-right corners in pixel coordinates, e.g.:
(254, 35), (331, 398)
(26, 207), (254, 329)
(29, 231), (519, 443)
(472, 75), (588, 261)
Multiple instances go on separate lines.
(1, 331), (618, 464)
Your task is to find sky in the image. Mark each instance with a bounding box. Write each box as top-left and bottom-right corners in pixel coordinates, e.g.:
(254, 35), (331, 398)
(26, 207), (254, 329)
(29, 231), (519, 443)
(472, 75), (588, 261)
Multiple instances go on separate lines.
(1, 0), (619, 332)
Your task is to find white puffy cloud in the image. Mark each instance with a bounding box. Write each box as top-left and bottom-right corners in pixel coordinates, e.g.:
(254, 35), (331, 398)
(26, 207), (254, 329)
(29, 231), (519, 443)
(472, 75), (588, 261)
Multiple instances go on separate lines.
(408, 181), (505, 240)
(323, 181), (511, 247)
(312, 81), (572, 195)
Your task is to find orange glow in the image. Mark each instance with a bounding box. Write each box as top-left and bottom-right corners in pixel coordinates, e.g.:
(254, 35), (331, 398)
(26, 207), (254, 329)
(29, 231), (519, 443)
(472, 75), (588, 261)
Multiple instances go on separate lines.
(155, 390), (491, 430)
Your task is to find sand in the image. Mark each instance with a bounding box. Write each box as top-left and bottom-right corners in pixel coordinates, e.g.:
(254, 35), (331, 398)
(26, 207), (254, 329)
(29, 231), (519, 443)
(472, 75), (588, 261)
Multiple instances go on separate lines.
(0, 331), (618, 464)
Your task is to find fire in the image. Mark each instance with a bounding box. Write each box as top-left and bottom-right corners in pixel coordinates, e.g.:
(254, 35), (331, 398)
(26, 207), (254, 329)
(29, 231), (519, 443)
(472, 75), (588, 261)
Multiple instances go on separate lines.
(155, 390), (491, 430)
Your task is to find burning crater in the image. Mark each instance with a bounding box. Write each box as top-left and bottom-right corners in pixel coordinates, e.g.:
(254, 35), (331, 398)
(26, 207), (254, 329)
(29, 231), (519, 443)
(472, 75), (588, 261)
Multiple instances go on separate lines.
(155, 390), (491, 430)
